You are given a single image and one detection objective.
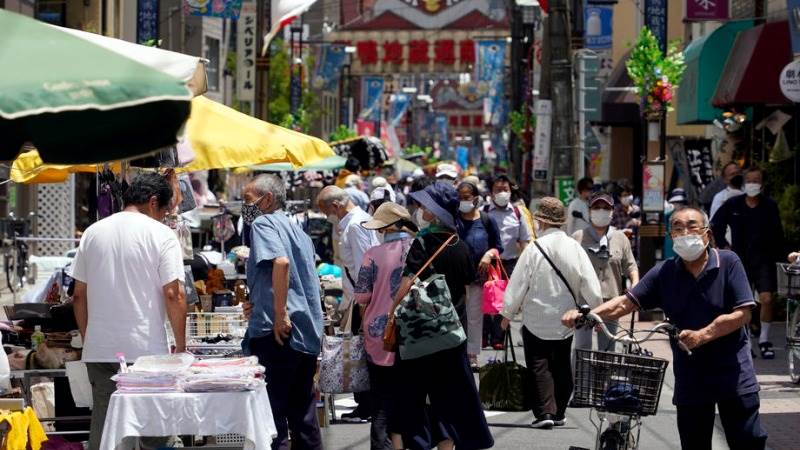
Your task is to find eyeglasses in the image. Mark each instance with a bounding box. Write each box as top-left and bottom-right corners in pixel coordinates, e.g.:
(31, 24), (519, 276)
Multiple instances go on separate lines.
(670, 224), (707, 236)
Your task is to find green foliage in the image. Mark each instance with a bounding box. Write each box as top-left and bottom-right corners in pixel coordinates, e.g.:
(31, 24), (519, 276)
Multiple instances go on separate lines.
(764, 156), (800, 251)
(625, 28), (686, 114)
(266, 39), (319, 132)
(508, 106), (535, 146)
(404, 145), (436, 163)
(328, 125), (357, 142)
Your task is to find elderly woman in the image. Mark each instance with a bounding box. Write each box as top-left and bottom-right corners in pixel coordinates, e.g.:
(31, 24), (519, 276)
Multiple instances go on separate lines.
(355, 202), (417, 450)
(393, 182), (494, 450)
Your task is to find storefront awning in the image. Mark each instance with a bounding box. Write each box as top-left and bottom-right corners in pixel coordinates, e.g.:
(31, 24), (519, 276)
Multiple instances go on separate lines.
(597, 50), (641, 126)
(712, 21), (792, 108)
(677, 20), (753, 124)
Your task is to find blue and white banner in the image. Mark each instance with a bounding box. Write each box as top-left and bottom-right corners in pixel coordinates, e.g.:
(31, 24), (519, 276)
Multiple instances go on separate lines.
(360, 77), (385, 122)
(435, 113), (449, 155)
(789, 0), (800, 56)
(645, 0), (667, 53)
(312, 45), (347, 92)
(456, 145), (469, 171)
(388, 94), (411, 127)
(476, 41), (507, 127)
(137, 0), (159, 44)
(584, 3), (613, 50)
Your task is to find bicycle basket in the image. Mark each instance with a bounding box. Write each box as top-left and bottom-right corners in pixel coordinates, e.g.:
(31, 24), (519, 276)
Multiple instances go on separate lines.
(572, 349), (668, 416)
(777, 263), (800, 297)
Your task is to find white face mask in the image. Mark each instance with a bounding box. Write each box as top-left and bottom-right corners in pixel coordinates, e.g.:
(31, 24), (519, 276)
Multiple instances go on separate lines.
(415, 209), (431, 229)
(744, 183), (761, 197)
(589, 209), (613, 228)
(621, 195), (633, 206)
(459, 200), (476, 213)
(673, 234), (708, 262)
(493, 191), (511, 207)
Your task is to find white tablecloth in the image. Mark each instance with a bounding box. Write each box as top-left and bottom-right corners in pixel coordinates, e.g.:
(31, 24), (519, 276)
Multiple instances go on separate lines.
(100, 388), (276, 450)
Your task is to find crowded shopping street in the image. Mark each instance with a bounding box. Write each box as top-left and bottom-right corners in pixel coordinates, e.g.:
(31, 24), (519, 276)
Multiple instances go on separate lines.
(1, 1), (800, 450)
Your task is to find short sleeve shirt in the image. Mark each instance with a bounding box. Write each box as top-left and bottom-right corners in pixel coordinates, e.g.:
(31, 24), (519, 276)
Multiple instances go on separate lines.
(457, 213), (504, 270)
(403, 231), (476, 319)
(626, 249), (758, 405)
(247, 213), (324, 355)
(485, 205), (532, 260)
(573, 227), (637, 299)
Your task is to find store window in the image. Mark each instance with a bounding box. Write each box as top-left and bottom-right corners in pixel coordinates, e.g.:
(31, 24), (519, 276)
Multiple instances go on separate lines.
(36, 0), (66, 26)
(204, 37), (220, 92)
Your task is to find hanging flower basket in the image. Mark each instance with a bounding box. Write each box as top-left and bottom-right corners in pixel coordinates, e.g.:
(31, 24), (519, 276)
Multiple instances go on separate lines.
(626, 28), (686, 120)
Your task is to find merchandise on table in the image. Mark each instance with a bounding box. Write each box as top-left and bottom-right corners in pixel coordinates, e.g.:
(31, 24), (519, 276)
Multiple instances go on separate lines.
(112, 355), (265, 393)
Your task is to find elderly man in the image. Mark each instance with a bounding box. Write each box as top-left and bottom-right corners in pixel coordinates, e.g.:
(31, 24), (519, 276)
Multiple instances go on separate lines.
(317, 185), (380, 422)
(564, 207), (767, 450)
(243, 174), (323, 450)
(501, 197), (602, 429)
(709, 162), (743, 219)
(71, 173), (186, 450)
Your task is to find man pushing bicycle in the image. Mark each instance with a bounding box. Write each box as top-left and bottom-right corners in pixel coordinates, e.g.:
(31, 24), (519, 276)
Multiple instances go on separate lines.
(562, 206), (767, 450)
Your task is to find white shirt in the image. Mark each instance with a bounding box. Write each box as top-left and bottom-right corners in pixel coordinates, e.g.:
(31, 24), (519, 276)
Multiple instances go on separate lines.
(71, 212), (185, 362)
(566, 197), (590, 235)
(710, 187), (743, 219)
(502, 228), (602, 340)
(337, 207), (380, 294)
(485, 203), (532, 260)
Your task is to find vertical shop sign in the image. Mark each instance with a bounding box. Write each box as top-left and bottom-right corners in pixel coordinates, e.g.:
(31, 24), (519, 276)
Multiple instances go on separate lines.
(685, 0), (729, 21)
(683, 139), (714, 193)
(532, 99), (552, 181)
(645, 0), (667, 53)
(584, 3), (613, 50)
(788, 0), (800, 56)
(137, 0), (159, 44)
(312, 45), (346, 92)
(555, 177), (576, 207)
(360, 77), (385, 123)
(290, 66), (302, 114)
(642, 162), (665, 212)
(184, 0), (243, 19)
(236, 0), (256, 102)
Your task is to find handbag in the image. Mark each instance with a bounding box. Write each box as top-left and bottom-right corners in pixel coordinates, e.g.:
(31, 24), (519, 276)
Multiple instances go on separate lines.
(479, 331), (532, 411)
(383, 234), (456, 352)
(482, 257), (509, 315)
(319, 307), (370, 394)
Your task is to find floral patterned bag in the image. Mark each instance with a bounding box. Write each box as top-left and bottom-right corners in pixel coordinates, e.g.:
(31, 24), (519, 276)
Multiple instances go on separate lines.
(318, 312), (370, 394)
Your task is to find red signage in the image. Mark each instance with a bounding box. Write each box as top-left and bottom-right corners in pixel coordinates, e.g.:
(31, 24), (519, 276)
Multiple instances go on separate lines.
(355, 39), (475, 66)
(685, 0), (729, 21)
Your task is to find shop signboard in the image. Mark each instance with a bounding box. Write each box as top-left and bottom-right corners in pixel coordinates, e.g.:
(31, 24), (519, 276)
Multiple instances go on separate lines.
(788, 0), (800, 56)
(645, 0), (667, 53)
(532, 99), (552, 181)
(584, 4), (613, 50)
(642, 162), (665, 212)
(683, 139), (714, 194)
(184, 0), (243, 19)
(685, 0), (729, 21)
(137, 0), (159, 44)
(780, 60), (800, 102)
(555, 177), (575, 207)
(236, 0), (256, 103)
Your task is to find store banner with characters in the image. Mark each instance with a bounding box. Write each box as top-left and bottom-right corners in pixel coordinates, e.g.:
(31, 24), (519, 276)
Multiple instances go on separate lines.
(476, 41), (507, 127)
(312, 45), (347, 92)
(183, 0), (243, 18)
(388, 94), (411, 127)
(360, 77), (385, 122)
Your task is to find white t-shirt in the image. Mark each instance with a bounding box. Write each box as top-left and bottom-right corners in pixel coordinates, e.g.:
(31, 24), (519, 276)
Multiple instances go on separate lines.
(71, 211), (185, 362)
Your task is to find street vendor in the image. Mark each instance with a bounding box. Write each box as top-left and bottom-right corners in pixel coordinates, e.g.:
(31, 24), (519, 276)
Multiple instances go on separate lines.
(562, 207), (767, 449)
(71, 173), (187, 450)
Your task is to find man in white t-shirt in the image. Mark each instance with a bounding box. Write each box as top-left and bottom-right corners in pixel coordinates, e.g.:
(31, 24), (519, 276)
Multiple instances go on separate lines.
(71, 173), (186, 450)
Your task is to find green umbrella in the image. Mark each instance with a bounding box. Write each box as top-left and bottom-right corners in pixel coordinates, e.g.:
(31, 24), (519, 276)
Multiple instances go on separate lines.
(0, 9), (192, 164)
(251, 154), (347, 172)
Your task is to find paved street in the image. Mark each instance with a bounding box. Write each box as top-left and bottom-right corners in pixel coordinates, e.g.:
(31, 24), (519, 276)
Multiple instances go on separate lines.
(320, 319), (800, 450)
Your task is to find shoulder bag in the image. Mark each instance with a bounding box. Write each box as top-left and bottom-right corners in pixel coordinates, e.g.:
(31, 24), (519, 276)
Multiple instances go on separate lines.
(384, 234), (467, 360)
(482, 256), (508, 315)
(533, 240), (579, 308)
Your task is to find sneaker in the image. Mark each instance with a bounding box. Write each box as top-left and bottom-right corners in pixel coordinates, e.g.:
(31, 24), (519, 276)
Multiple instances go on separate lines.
(340, 408), (371, 423)
(553, 416), (567, 427)
(531, 415), (555, 429)
(759, 342), (775, 360)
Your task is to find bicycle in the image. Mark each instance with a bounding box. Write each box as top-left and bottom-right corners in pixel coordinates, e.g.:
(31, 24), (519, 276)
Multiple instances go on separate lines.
(568, 305), (690, 450)
(0, 214), (34, 294)
(776, 263), (800, 384)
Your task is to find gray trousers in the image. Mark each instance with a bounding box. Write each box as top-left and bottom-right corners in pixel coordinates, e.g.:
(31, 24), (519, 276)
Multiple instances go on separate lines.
(86, 363), (179, 450)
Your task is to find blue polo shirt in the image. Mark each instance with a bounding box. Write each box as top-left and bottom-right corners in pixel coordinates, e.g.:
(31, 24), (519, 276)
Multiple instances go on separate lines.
(247, 213), (324, 355)
(626, 249), (758, 406)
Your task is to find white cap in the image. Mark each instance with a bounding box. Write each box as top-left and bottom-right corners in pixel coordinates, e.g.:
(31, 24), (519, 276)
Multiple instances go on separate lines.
(369, 186), (396, 203)
(435, 163), (458, 180)
(412, 168), (425, 178)
(371, 176), (388, 190)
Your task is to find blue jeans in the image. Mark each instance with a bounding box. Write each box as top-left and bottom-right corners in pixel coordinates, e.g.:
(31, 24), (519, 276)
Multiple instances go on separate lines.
(676, 392), (767, 450)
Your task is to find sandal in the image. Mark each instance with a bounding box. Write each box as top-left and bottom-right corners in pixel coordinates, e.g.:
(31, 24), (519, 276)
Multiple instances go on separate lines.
(759, 342), (775, 360)
(469, 354), (480, 372)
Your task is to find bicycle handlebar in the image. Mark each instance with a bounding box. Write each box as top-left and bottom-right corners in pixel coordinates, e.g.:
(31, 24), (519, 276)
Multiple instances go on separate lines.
(576, 305), (692, 355)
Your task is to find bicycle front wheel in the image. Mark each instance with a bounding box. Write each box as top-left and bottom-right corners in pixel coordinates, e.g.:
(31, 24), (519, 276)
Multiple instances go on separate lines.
(788, 299), (800, 384)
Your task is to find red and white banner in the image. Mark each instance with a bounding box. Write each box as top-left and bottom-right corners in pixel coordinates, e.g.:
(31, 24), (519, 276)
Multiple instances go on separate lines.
(261, 0), (318, 56)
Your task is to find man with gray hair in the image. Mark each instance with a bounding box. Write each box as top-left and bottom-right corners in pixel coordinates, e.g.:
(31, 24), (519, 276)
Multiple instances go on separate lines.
(241, 174), (323, 449)
(317, 184), (379, 422)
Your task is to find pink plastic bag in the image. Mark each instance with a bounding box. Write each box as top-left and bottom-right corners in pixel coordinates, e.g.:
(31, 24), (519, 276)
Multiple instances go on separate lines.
(482, 259), (509, 314)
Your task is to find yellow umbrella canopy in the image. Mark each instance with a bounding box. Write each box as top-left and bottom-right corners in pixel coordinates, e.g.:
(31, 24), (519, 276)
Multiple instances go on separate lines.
(10, 96), (335, 183)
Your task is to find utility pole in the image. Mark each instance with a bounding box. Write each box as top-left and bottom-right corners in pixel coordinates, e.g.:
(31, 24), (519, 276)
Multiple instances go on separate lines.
(547, 0), (576, 184)
(509, 2), (524, 183)
(254, 0), (270, 120)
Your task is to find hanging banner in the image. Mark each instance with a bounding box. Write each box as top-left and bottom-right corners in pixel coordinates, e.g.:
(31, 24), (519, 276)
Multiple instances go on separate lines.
(388, 94), (411, 127)
(644, 0), (667, 53)
(684, 139), (714, 193)
(356, 119), (376, 137)
(642, 162), (665, 212)
(789, 0), (800, 56)
(360, 76), (385, 122)
(584, 3), (613, 50)
(312, 44), (347, 92)
(236, 0), (256, 102)
(533, 99), (552, 181)
(184, 0), (244, 19)
(685, 0), (729, 21)
(137, 0), (159, 44)
(435, 113), (449, 155)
